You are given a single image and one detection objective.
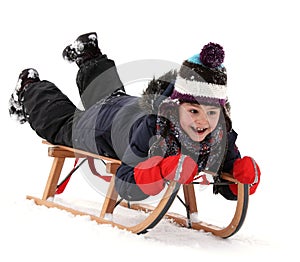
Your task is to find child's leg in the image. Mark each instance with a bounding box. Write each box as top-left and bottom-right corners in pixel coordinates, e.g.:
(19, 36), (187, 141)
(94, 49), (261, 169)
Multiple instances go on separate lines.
(23, 80), (81, 147)
(62, 32), (125, 109)
(76, 54), (124, 109)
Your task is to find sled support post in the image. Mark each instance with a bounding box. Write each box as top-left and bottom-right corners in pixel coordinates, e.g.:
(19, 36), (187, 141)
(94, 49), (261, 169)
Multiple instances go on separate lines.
(183, 184), (198, 214)
(42, 148), (66, 200)
(100, 176), (118, 218)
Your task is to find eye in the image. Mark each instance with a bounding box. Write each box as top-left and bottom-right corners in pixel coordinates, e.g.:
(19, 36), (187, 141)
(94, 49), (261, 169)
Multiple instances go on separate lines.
(189, 109), (199, 114)
(207, 110), (218, 116)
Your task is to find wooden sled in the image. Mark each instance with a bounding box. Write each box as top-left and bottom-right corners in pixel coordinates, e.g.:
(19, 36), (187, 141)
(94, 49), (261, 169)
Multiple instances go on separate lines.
(27, 141), (249, 238)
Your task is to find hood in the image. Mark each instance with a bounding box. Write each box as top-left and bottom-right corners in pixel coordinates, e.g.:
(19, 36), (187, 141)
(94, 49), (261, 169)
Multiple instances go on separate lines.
(139, 70), (177, 113)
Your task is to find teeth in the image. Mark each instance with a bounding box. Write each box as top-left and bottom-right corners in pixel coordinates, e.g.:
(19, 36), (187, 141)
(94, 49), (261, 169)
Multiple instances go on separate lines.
(192, 127), (207, 133)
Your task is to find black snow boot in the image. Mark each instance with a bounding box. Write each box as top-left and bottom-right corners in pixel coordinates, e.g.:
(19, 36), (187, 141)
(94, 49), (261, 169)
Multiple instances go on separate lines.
(62, 32), (102, 66)
(9, 68), (40, 124)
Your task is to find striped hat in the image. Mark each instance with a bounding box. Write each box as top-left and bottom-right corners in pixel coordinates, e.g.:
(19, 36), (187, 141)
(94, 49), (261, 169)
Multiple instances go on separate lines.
(171, 42), (227, 106)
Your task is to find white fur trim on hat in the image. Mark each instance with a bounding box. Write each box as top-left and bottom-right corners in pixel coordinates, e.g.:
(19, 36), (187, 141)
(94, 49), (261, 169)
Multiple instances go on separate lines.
(174, 75), (227, 100)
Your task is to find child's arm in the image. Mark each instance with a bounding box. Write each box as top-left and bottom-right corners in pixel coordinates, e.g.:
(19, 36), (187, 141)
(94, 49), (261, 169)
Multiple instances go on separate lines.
(114, 114), (197, 201)
(214, 130), (241, 200)
(115, 154), (198, 201)
(134, 154), (198, 196)
(215, 129), (261, 200)
(222, 129), (241, 173)
(115, 115), (198, 200)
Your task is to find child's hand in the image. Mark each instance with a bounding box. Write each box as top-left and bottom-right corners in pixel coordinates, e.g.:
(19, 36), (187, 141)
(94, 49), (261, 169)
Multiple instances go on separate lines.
(160, 154), (198, 184)
(134, 154), (198, 196)
(230, 156), (261, 195)
(134, 156), (164, 196)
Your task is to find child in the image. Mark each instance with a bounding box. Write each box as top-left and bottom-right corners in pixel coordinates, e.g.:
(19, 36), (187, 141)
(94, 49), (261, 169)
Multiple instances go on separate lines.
(8, 32), (260, 201)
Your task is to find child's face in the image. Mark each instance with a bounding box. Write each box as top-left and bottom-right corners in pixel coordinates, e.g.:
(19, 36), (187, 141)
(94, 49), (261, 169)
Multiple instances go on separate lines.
(178, 102), (221, 142)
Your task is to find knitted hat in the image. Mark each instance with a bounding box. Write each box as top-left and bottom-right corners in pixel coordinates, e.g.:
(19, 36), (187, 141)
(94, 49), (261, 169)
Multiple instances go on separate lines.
(171, 42), (227, 106)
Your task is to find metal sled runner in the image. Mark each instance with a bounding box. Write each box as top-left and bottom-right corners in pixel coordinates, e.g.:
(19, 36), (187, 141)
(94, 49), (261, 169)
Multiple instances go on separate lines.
(27, 142), (249, 238)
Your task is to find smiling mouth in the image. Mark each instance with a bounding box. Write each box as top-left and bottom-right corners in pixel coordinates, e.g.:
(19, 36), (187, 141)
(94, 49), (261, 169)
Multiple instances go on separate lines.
(191, 127), (208, 134)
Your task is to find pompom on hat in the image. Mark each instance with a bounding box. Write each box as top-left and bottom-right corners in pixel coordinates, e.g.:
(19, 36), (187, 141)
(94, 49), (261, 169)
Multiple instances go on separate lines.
(171, 42), (227, 106)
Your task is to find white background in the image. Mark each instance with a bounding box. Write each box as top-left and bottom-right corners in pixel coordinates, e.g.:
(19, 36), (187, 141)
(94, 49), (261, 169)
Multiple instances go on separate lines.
(1, 0), (299, 261)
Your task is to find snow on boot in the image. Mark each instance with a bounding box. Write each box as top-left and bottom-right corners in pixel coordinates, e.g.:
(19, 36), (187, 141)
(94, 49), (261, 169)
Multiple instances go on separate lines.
(8, 68), (40, 124)
(62, 32), (102, 66)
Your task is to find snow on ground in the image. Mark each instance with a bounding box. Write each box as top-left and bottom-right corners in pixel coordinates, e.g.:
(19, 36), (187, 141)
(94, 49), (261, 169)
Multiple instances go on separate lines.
(1, 0), (300, 261)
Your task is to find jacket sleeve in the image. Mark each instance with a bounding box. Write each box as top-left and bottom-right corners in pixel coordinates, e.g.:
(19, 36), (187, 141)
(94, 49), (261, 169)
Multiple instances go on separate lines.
(214, 129), (241, 200)
(114, 114), (158, 201)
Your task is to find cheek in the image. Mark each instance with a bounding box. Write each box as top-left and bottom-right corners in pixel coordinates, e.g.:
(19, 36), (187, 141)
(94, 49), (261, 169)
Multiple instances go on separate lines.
(179, 114), (189, 129)
(178, 109), (190, 127)
(209, 115), (220, 130)
(181, 113), (196, 129)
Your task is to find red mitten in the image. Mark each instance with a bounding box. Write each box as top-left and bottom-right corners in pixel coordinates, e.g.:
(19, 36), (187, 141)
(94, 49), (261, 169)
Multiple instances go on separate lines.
(160, 154), (198, 184)
(229, 156), (261, 195)
(134, 156), (164, 196)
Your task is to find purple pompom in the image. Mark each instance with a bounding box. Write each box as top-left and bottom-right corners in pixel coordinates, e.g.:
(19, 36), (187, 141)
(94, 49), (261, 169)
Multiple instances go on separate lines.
(200, 42), (225, 68)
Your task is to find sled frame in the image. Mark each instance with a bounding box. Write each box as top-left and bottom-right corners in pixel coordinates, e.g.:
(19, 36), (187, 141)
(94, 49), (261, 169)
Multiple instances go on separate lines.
(27, 142), (249, 238)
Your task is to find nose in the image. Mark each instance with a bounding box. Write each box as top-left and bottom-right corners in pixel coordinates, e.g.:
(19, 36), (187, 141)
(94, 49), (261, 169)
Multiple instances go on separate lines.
(195, 108), (208, 124)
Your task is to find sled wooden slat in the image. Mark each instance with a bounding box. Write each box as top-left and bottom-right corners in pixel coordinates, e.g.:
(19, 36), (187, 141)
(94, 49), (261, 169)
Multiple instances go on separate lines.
(43, 140), (121, 164)
(26, 195), (128, 230)
(48, 146), (84, 158)
(27, 141), (249, 238)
